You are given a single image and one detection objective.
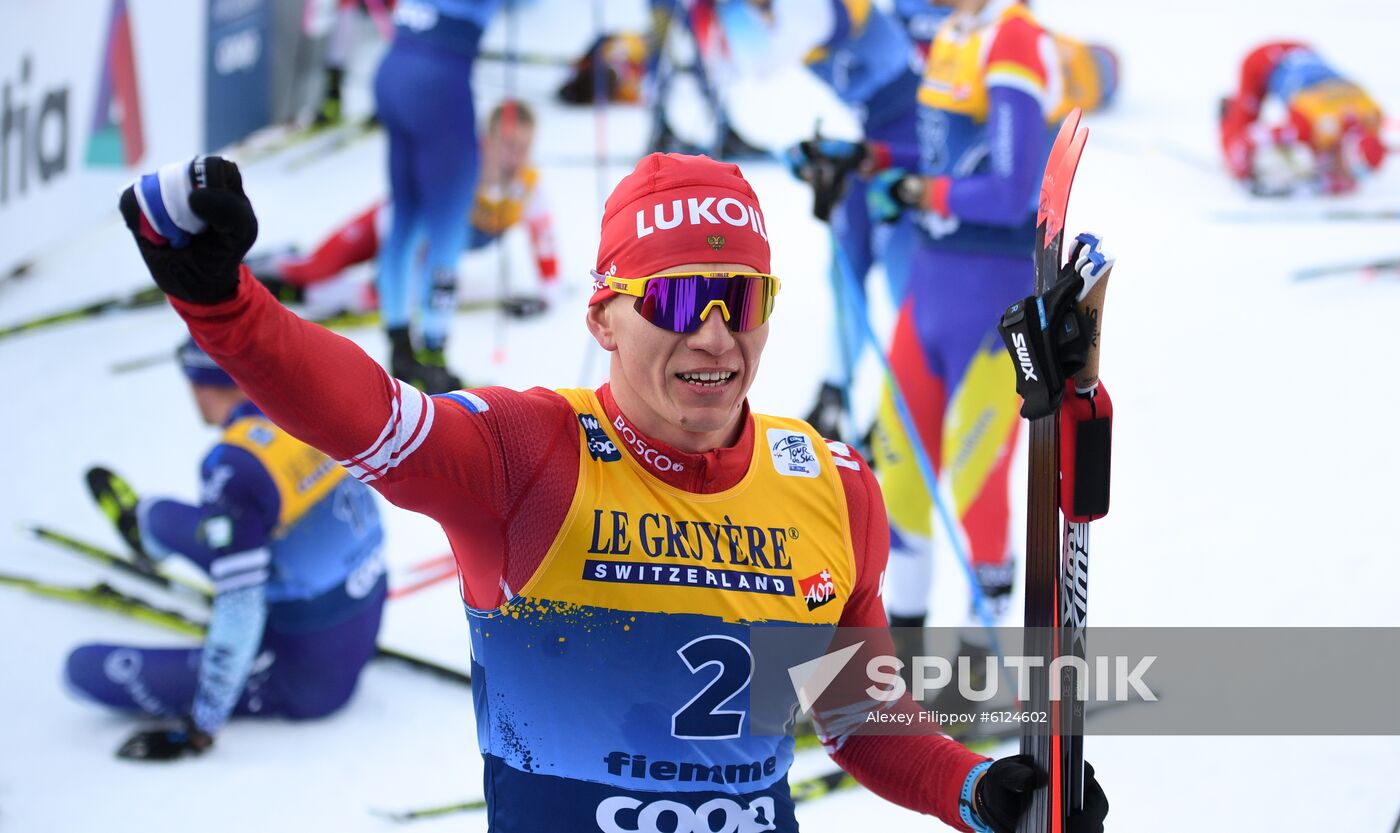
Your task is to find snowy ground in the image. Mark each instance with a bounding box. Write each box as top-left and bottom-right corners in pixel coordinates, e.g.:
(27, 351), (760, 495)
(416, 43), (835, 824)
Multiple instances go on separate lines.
(2, 1), (1399, 830)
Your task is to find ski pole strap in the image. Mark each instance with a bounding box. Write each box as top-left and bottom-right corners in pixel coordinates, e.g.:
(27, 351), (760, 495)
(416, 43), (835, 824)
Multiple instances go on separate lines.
(959, 760), (994, 833)
(997, 271), (1087, 421)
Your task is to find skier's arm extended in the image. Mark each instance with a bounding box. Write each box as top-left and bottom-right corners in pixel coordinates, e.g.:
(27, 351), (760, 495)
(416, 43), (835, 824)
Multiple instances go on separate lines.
(118, 158), (581, 607)
(140, 444), (279, 737)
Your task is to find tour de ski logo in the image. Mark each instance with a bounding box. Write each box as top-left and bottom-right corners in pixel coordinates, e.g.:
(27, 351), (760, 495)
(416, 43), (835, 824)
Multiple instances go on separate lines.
(799, 569), (837, 611)
(768, 429), (819, 478)
(579, 413), (621, 462)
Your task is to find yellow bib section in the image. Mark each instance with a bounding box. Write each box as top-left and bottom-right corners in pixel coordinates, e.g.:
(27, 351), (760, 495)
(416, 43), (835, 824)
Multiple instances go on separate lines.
(471, 166), (539, 237)
(918, 21), (992, 118)
(1291, 81), (1382, 148)
(220, 416), (347, 532)
(513, 389), (857, 625)
(918, 4), (1046, 121)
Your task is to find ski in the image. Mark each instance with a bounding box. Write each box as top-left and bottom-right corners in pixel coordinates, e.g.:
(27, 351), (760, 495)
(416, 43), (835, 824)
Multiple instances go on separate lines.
(23, 522), (473, 686)
(106, 293), (548, 375)
(1292, 256), (1400, 282)
(25, 523), (212, 601)
(1057, 247), (1114, 815)
(0, 571), (207, 636)
(1016, 107), (1089, 833)
(1213, 207), (1400, 223)
(226, 118), (373, 168)
(0, 286), (166, 343)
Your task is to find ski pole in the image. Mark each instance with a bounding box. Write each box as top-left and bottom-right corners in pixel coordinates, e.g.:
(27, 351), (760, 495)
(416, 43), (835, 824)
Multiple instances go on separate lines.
(827, 232), (1002, 650)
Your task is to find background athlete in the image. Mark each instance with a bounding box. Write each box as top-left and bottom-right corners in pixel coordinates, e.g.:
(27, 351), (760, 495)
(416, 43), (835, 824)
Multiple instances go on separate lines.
(118, 152), (1107, 830)
(65, 338), (386, 760)
(1220, 40), (1387, 196)
(373, 0), (504, 393)
(249, 101), (560, 328)
(862, 0), (1059, 703)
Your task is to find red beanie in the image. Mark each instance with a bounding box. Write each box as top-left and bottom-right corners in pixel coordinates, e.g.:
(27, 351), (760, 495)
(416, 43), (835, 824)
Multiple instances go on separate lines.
(591, 153), (771, 305)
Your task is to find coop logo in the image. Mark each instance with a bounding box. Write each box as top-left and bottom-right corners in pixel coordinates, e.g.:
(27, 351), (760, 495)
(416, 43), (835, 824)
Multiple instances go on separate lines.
(768, 429), (819, 478)
(596, 794), (777, 833)
(635, 195), (768, 241)
(580, 413), (621, 462)
(0, 0), (144, 207)
(1011, 332), (1038, 381)
(799, 569), (837, 611)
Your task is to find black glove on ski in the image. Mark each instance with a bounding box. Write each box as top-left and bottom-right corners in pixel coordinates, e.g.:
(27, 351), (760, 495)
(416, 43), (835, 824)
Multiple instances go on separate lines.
(85, 466), (148, 563)
(973, 754), (1043, 832)
(972, 756), (1109, 833)
(997, 232), (1113, 420)
(118, 156), (257, 305)
(116, 717), (213, 761)
(1069, 762), (1111, 833)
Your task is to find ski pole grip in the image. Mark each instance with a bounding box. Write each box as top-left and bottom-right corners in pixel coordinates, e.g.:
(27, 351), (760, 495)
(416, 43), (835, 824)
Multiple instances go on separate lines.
(1072, 265), (1112, 392)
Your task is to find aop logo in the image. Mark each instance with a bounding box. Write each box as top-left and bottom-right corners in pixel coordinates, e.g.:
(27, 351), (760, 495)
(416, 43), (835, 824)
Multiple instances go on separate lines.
(613, 415), (684, 472)
(799, 569), (837, 611)
(596, 795), (777, 833)
(635, 195), (768, 241)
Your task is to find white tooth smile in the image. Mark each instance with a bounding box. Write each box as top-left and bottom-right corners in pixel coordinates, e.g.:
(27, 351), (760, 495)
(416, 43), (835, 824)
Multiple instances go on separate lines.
(678, 371), (735, 386)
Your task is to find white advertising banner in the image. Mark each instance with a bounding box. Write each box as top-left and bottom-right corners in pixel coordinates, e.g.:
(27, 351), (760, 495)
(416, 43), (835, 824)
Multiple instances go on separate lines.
(0, 0), (205, 274)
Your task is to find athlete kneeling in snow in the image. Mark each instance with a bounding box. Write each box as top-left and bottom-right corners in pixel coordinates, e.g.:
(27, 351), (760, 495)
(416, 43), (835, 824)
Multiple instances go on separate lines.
(65, 339), (386, 760)
(118, 152), (1106, 830)
(1221, 41), (1387, 196)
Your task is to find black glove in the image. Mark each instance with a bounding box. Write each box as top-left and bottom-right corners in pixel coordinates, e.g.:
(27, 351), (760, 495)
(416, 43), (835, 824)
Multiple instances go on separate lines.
(997, 233), (1112, 420)
(118, 156), (258, 305)
(973, 756), (1109, 833)
(116, 717), (214, 761)
(787, 138), (868, 222)
(973, 754), (1043, 832)
(85, 466), (148, 563)
(1070, 762), (1110, 833)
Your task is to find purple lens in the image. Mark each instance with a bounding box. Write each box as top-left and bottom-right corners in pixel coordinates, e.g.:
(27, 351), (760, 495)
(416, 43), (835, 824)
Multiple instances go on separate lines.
(636, 275), (773, 333)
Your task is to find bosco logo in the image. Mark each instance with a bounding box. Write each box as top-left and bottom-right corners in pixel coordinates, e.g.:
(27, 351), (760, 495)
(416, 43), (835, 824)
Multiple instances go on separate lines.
(614, 415), (683, 472)
(596, 795), (777, 833)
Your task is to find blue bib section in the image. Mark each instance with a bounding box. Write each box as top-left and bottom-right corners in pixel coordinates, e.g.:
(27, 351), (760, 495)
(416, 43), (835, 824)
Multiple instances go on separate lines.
(265, 477), (385, 631)
(808, 0), (917, 119)
(1267, 49), (1344, 103)
(913, 105), (1050, 255)
(217, 407), (386, 632)
(468, 603), (819, 832)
